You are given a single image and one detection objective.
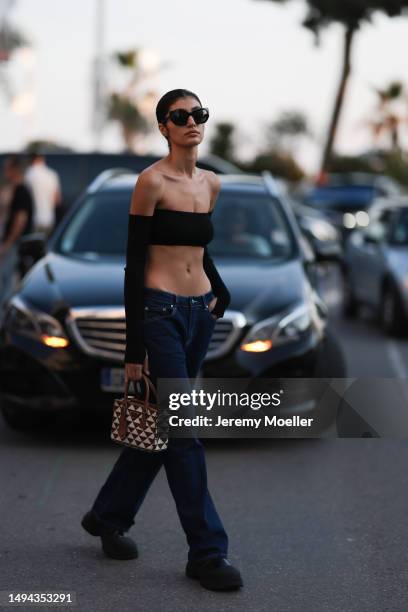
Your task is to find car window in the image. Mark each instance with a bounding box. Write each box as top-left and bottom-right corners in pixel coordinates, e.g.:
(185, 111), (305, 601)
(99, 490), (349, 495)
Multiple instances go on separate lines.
(57, 192), (130, 258)
(209, 191), (295, 260)
(55, 188), (296, 261)
(388, 209), (408, 245)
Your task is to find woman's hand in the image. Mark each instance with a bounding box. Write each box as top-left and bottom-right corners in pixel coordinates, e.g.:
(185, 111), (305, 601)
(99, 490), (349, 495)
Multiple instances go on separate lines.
(125, 354), (150, 382)
(208, 297), (219, 319)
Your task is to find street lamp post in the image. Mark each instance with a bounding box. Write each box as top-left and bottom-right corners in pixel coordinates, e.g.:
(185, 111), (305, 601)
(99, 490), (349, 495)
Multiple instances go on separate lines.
(92, 0), (105, 151)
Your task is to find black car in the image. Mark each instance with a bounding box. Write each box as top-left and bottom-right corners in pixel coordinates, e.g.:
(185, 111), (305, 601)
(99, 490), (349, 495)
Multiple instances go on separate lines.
(0, 170), (345, 430)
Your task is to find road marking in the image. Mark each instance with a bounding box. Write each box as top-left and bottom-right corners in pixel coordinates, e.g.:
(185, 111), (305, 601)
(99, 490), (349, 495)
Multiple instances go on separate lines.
(384, 339), (408, 410)
(36, 452), (65, 507)
(385, 339), (408, 379)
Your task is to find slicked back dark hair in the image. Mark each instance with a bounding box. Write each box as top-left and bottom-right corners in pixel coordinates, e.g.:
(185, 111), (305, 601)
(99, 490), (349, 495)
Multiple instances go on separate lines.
(156, 88), (202, 150)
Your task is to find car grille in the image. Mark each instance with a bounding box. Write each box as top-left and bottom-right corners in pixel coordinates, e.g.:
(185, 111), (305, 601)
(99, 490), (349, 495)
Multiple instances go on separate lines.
(66, 307), (247, 363)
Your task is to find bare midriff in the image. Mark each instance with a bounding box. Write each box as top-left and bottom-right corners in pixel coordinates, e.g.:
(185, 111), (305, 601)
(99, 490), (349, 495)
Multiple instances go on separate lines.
(144, 244), (212, 297)
(140, 163), (214, 297)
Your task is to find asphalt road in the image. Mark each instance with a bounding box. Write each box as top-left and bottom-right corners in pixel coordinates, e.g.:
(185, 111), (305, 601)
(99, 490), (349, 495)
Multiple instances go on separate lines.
(1, 263), (408, 611)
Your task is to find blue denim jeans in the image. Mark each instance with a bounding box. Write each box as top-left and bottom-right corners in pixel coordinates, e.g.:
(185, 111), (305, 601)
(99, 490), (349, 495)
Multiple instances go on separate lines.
(90, 287), (229, 562)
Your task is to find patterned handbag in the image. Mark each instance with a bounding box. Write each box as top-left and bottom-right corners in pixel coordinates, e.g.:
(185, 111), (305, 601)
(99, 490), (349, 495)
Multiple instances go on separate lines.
(111, 373), (169, 452)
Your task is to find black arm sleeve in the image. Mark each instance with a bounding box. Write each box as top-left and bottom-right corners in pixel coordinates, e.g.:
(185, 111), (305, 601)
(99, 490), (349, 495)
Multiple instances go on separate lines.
(123, 213), (153, 364)
(203, 211), (231, 318)
(14, 184), (32, 213)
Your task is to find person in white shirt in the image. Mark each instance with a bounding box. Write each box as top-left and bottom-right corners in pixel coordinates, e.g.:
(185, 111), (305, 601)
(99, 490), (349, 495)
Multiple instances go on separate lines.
(25, 152), (62, 236)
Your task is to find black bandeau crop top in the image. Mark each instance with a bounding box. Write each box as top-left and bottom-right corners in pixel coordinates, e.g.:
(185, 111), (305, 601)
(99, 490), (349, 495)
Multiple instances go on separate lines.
(123, 207), (231, 364)
(149, 207), (214, 246)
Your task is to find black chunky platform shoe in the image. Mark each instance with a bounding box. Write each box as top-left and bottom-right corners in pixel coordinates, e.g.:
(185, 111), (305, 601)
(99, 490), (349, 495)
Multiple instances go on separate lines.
(186, 556), (243, 591)
(81, 510), (139, 560)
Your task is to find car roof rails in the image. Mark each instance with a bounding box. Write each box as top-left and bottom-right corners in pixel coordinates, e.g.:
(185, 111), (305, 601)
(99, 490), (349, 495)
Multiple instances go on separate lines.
(220, 173), (263, 184)
(261, 170), (284, 197)
(87, 167), (135, 194)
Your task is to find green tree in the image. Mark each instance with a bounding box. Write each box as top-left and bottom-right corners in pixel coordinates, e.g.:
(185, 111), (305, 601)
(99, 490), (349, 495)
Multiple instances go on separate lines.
(0, 0), (27, 61)
(266, 110), (311, 154)
(239, 151), (305, 182)
(106, 49), (151, 152)
(107, 93), (148, 152)
(365, 80), (408, 151)
(254, 0), (408, 175)
(24, 139), (75, 154)
(0, 24), (26, 60)
(208, 122), (237, 162)
(0, 0), (29, 102)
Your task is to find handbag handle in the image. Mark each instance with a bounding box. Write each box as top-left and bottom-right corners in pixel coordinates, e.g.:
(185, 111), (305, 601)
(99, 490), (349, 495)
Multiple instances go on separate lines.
(118, 374), (159, 437)
(124, 373), (158, 408)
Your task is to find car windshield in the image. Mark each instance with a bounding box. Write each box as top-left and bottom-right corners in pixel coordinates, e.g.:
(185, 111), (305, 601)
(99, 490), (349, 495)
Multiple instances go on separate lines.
(55, 187), (296, 261)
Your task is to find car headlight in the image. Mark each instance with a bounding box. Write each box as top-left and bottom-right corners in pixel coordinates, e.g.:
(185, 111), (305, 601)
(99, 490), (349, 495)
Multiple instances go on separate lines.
(4, 295), (69, 348)
(343, 212), (356, 229)
(240, 303), (312, 353)
(355, 210), (369, 227)
(343, 210), (370, 229)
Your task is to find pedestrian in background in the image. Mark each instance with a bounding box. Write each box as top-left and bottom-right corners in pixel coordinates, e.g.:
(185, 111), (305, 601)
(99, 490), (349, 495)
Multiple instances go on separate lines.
(25, 151), (62, 236)
(0, 155), (33, 313)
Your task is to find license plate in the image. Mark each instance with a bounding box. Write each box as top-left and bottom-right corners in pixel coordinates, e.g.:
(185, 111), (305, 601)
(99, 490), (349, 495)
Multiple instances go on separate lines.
(100, 367), (125, 393)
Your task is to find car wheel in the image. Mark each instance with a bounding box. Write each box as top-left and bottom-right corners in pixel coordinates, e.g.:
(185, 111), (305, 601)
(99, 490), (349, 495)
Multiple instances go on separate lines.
(0, 397), (49, 431)
(380, 284), (405, 336)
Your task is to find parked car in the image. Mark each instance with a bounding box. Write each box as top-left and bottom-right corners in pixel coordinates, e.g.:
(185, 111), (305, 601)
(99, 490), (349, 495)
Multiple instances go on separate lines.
(0, 170), (346, 430)
(289, 199), (342, 263)
(298, 172), (402, 243)
(342, 195), (408, 334)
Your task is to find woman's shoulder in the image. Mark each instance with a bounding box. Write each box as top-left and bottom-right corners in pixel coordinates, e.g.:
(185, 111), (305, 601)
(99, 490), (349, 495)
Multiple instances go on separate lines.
(203, 170), (221, 200)
(130, 166), (165, 214)
(135, 164), (165, 190)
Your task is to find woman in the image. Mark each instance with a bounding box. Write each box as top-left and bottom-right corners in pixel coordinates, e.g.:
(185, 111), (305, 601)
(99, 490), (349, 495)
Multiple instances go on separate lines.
(81, 89), (243, 592)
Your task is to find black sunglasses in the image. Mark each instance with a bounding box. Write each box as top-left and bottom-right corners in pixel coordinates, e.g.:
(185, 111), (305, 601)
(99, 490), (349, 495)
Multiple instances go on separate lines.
(163, 107), (209, 126)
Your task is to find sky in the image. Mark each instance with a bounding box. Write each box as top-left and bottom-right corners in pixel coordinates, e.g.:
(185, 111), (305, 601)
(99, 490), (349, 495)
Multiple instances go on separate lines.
(1, 0), (408, 174)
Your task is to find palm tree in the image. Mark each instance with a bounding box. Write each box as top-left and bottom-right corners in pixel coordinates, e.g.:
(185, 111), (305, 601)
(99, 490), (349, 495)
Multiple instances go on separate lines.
(365, 81), (408, 151)
(254, 0), (408, 175)
(0, 0), (28, 103)
(107, 93), (149, 152)
(0, 0), (26, 61)
(106, 49), (155, 152)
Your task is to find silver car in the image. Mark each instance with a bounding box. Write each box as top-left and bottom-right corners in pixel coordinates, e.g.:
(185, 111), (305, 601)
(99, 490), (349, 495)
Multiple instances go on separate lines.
(342, 196), (408, 334)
